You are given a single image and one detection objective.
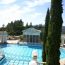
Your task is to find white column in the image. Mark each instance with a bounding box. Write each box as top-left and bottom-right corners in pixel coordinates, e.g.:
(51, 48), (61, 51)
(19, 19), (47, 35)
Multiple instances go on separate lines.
(26, 35), (27, 42)
(31, 35), (33, 43)
(25, 35), (26, 42)
(28, 35), (29, 43)
(64, 39), (65, 44)
(35, 35), (36, 43)
(32, 35), (33, 43)
(61, 37), (64, 46)
(38, 35), (40, 43)
(24, 35), (25, 42)
(23, 35), (24, 42)
(29, 35), (30, 42)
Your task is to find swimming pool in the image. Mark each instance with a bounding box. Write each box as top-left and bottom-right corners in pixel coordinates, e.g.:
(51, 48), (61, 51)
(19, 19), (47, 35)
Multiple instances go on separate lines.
(0, 43), (65, 65)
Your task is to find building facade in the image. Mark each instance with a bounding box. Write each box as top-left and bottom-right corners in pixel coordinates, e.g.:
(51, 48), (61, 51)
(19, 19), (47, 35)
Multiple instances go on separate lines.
(61, 34), (65, 46)
(23, 28), (41, 43)
(0, 31), (8, 43)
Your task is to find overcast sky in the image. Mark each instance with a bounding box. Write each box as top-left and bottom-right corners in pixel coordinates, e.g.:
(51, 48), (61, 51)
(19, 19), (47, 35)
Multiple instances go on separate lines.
(0, 0), (65, 27)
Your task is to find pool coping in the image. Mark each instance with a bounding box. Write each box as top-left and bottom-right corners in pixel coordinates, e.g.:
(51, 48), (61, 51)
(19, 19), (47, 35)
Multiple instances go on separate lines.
(60, 58), (65, 65)
(7, 40), (19, 44)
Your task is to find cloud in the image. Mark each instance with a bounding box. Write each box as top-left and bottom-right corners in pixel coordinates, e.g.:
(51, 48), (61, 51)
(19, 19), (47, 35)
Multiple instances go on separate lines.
(0, 4), (22, 26)
(21, 6), (35, 14)
(21, 12), (45, 25)
(0, 0), (65, 27)
(0, 0), (51, 27)
(25, 0), (51, 8)
(0, 3), (36, 27)
(0, 0), (16, 4)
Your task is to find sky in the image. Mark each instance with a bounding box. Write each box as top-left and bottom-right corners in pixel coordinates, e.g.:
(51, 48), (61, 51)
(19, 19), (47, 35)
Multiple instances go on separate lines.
(0, 0), (65, 27)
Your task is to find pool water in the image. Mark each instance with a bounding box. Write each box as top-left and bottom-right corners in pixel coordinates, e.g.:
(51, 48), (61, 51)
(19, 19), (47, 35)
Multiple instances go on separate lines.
(0, 44), (65, 65)
(60, 48), (65, 59)
(0, 44), (42, 65)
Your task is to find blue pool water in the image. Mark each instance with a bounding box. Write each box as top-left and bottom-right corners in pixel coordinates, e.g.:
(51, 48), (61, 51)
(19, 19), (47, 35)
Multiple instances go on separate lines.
(0, 43), (65, 65)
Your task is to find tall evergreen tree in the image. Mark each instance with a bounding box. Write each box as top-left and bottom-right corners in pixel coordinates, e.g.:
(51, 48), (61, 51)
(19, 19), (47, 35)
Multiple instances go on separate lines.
(26, 22), (28, 27)
(42, 8), (50, 62)
(47, 0), (63, 65)
(6, 19), (24, 35)
(6, 22), (14, 35)
(29, 22), (32, 27)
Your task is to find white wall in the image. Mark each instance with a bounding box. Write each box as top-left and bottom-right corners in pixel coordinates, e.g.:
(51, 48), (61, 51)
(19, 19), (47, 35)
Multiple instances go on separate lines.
(61, 34), (65, 46)
(0, 32), (8, 43)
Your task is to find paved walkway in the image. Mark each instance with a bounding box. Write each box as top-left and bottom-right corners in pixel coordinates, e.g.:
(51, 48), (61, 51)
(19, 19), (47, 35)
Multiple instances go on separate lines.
(7, 40), (19, 44)
(60, 58), (65, 65)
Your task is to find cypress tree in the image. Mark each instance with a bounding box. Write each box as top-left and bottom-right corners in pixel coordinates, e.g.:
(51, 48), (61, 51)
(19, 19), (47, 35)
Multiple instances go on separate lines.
(47, 0), (63, 65)
(42, 8), (50, 62)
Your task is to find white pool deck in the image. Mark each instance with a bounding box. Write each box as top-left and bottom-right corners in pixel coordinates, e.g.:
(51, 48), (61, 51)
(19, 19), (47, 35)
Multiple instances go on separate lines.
(60, 58), (65, 65)
(7, 40), (19, 44)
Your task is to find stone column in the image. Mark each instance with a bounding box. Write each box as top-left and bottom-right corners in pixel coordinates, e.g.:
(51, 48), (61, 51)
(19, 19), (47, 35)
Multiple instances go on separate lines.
(29, 35), (30, 43)
(23, 35), (25, 42)
(28, 36), (30, 42)
(31, 35), (33, 43)
(26, 35), (27, 42)
(28, 35), (30, 42)
(38, 35), (40, 43)
(25, 35), (26, 42)
(27, 35), (28, 42)
(32, 35), (33, 43)
(35, 35), (36, 43)
(27, 35), (29, 42)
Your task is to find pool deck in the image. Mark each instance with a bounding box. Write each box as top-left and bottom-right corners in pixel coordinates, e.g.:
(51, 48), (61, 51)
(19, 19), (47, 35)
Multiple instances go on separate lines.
(60, 58), (65, 65)
(7, 40), (19, 44)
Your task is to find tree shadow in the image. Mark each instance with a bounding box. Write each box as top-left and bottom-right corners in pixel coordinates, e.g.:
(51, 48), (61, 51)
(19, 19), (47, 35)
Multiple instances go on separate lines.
(0, 43), (8, 48)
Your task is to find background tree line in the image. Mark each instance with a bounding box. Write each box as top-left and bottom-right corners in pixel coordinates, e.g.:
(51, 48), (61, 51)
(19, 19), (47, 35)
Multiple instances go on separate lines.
(0, 19), (44, 36)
